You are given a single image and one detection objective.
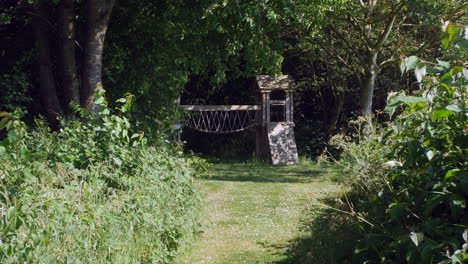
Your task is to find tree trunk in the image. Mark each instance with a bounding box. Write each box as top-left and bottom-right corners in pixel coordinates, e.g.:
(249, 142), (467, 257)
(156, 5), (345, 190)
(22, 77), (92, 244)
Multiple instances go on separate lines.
(360, 52), (378, 118)
(57, 0), (80, 110)
(81, 0), (115, 111)
(32, 2), (63, 129)
(328, 88), (344, 132)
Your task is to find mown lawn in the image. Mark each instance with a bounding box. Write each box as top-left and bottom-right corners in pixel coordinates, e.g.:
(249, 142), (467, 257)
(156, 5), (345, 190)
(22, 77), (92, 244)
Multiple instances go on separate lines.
(176, 159), (344, 264)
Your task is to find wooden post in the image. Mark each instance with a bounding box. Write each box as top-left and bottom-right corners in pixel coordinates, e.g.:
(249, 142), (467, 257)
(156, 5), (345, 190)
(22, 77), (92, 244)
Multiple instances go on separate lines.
(290, 91), (294, 122)
(265, 92), (270, 124)
(262, 93), (267, 124)
(285, 91), (291, 122)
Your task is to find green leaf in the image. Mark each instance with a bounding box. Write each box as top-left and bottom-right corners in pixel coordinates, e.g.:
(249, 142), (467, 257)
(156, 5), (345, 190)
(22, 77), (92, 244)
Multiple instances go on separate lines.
(453, 199), (466, 208)
(456, 26), (468, 49)
(0, 117), (9, 131)
(437, 59), (450, 69)
(7, 130), (18, 143)
(440, 71), (452, 81)
(0, 146), (9, 159)
(404, 56), (419, 72)
(410, 232), (424, 247)
(451, 253), (464, 264)
(420, 242), (439, 263)
(390, 203), (405, 221)
(451, 66), (463, 75)
(432, 109), (454, 120)
(424, 194), (445, 216)
(94, 96), (105, 105)
(387, 96), (427, 108)
(445, 169), (460, 179)
(446, 105), (463, 112)
(442, 22), (462, 49)
(415, 65), (427, 83)
(20, 147), (31, 161)
(116, 98), (127, 103)
(457, 38), (468, 49)
(425, 150), (434, 161)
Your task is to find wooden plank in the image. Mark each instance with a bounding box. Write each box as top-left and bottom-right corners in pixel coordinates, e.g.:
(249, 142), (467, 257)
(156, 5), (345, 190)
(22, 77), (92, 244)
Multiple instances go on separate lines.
(270, 100), (285, 105)
(266, 93), (270, 123)
(290, 93), (294, 122)
(180, 105), (261, 111)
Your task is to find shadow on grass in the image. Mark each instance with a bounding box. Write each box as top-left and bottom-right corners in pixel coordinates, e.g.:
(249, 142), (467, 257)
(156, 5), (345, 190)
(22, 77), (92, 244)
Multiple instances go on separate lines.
(202, 159), (342, 184)
(273, 198), (361, 264)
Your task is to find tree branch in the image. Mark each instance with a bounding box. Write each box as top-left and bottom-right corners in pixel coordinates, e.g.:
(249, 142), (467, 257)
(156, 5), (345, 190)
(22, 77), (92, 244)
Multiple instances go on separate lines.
(375, 0), (408, 51)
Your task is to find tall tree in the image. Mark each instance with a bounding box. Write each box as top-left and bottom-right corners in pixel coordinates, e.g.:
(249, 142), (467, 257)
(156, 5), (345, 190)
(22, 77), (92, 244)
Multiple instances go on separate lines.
(32, 1), (63, 128)
(81, 0), (115, 111)
(57, 0), (79, 108)
(294, 0), (466, 125)
(30, 0), (115, 124)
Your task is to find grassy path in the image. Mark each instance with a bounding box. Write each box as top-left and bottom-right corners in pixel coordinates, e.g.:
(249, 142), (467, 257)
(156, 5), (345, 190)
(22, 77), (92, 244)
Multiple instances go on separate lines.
(176, 160), (343, 264)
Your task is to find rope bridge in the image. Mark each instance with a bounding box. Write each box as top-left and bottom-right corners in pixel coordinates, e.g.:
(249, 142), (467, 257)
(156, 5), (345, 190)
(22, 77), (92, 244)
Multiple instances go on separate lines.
(180, 105), (261, 134)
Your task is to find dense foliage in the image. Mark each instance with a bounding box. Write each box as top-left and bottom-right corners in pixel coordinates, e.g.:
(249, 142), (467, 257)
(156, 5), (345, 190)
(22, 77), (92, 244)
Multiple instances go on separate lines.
(0, 91), (205, 263)
(308, 25), (467, 263)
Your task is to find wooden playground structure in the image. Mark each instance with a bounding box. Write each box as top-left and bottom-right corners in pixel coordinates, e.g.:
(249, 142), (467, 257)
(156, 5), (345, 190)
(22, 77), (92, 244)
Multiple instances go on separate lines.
(180, 75), (299, 165)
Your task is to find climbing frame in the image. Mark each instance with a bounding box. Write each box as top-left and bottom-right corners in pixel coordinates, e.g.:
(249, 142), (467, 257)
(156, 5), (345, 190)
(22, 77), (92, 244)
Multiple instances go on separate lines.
(256, 75), (299, 165)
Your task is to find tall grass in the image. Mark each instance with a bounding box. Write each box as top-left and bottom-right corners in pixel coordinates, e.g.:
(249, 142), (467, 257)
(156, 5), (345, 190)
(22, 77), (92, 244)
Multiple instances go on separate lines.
(0, 90), (204, 263)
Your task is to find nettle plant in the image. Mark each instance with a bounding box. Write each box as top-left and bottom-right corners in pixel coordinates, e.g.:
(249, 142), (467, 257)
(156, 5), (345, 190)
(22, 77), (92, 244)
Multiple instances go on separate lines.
(0, 86), (148, 194)
(58, 85), (145, 170)
(351, 22), (467, 263)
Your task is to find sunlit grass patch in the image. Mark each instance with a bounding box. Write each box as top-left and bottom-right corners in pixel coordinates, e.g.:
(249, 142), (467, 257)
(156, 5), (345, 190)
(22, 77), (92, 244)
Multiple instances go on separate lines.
(176, 159), (343, 264)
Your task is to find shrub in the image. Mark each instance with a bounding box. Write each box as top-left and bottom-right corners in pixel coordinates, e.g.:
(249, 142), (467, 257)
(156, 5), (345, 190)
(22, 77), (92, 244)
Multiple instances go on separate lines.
(0, 88), (203, 263)
(309, 22), (467, 263)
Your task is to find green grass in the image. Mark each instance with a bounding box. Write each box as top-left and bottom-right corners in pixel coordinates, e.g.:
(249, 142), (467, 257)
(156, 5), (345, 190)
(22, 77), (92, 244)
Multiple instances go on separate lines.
(175, 159), (344, 264)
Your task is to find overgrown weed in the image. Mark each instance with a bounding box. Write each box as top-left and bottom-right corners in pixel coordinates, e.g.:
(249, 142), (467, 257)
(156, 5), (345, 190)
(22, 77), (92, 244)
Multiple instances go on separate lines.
(0, 88), (202, 263)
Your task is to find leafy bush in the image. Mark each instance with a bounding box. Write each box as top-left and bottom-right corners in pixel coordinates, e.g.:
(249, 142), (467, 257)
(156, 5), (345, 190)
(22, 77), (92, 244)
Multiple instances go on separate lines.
(306, 23), (467, 263)
(0, 89), (203, 263)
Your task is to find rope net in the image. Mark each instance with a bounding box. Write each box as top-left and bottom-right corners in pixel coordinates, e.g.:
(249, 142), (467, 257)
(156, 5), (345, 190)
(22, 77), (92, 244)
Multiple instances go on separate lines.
(184, 110), (258, 134)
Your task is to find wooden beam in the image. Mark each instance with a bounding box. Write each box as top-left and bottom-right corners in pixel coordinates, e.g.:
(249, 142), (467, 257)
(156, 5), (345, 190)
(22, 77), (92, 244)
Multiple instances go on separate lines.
(270, 100), (285, 105)
(180, 105), (261, 111)
(285, 93), (291, 122)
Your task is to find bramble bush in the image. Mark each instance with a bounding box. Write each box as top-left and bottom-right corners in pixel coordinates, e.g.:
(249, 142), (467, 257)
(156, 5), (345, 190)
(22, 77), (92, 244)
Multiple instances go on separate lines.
(0, 87), (206, 263)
